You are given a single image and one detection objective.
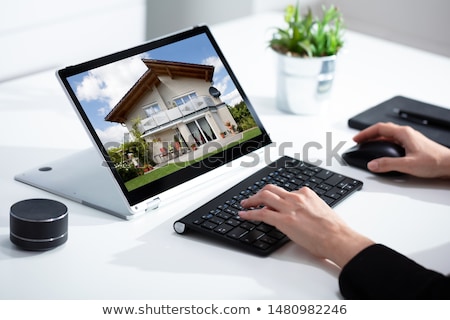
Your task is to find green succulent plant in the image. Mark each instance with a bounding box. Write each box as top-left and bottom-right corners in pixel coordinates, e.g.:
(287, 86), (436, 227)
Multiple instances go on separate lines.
(269, 2), (344, 57)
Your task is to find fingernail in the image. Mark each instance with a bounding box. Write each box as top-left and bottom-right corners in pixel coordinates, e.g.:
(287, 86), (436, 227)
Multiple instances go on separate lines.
(368, 160), (379, 171)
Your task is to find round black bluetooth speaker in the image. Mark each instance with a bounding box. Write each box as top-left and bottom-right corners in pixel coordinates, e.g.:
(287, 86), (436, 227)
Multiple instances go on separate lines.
(10, 199), (68, 250)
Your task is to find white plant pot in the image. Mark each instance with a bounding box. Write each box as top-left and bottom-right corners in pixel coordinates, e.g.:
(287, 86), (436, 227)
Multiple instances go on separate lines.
(275, 52), (336, 115)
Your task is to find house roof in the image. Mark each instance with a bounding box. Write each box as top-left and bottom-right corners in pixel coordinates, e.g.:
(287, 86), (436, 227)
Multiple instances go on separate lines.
(104, 59), (215, 123)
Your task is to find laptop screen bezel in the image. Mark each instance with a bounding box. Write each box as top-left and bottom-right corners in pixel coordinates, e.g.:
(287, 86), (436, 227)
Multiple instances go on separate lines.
(57, 25), (272, 207)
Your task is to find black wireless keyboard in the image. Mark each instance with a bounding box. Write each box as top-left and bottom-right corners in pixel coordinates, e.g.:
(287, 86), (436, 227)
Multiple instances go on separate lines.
(174, 156), (363, 256)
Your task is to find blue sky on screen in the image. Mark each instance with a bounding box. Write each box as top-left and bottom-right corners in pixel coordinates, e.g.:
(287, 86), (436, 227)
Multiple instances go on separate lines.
(67, 33), (242, 144)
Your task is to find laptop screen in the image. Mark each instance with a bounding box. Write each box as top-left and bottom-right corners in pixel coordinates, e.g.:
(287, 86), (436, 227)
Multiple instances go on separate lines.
(57, 25), (271, 207)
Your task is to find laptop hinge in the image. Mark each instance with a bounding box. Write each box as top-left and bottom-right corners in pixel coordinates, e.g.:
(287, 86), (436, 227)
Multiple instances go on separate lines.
(146, 197), (161, 212)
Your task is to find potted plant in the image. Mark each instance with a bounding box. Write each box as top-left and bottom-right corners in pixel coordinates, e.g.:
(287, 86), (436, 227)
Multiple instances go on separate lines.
(269, 2), (344, 115)
(224, 121), (236, 134)
(143, 163), (153, 173)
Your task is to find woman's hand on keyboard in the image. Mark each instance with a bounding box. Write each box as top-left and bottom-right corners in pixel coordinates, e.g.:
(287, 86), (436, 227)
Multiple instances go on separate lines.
(353, 122), (450, 178)
(239, 184), (374, 268)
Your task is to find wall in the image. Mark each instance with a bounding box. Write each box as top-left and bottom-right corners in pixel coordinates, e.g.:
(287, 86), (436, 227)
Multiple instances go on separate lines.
(144, 0), (321, 40)
(0, 0), (325, 83)
(145, 0), (450, 57)
(145, 0), (253, 40)
(0, 0), (146, 83)
(323, 0), (450, 57)
(2, 0), (449, 83)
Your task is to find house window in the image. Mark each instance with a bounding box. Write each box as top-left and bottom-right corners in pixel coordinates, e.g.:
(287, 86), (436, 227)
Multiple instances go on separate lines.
(186, 117), (216, 146)
(143, 103), (161, 117)
(173, 92), (197, 107)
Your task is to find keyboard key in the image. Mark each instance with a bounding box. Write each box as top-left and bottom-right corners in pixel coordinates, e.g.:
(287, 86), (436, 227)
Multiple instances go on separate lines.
(256, 223), (274, 233)
(324, 174), (345, 186)
(289, 177), (304, 186)
(226, 227), (248, 239)
(210, 217), (225, 225)
(303, 169), (315, 176)
(325, 187), (344, 200)
(226, 219), (241, 227)
(302, 181), (317, 189)
(240, 221), (256, 230)
(217, 211), (232, 220)
(309, 177), (323, 184)
(214, 224), (234, 234)
(260, 235), (277, 245)
(193, 218), (204, 225)
(267, 229), (286, 240)
(313, 187), (326, 195)
(315, 169), (333, 180)
(202, 221), (217, 230)
(253, 240), (271, 250)
(320, 196), (334, 206)
(225, 207), (239, 215)
(240, 229), (264, 244)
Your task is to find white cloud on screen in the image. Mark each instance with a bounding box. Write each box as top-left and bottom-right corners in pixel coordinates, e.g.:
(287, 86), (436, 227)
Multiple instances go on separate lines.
(95, 124), (129, 146)
(76, 55), (148, 111)
(202, 56), (242, 106)
(222, 88), (242, 106)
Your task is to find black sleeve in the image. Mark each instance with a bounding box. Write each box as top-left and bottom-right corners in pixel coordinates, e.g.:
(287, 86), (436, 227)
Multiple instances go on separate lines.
(338, 244), (450, 299)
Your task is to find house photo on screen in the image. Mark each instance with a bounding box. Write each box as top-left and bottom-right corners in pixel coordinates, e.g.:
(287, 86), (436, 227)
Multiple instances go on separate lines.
(66, 33), (261, 191)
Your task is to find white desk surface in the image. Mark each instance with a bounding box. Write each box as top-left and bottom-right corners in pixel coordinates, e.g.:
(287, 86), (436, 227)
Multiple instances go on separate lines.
(0, 13), (449, 300)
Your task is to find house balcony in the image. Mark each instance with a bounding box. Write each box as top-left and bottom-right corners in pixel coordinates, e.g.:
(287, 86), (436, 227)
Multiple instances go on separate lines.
(140, 95), (217, 133)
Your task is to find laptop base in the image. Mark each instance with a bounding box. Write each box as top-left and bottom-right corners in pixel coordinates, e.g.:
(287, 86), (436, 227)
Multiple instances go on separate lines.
(14, 148), (137, 220)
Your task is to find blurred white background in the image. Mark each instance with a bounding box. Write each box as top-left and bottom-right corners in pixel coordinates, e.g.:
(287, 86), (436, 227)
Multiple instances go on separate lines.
(1, 0), (449, 83)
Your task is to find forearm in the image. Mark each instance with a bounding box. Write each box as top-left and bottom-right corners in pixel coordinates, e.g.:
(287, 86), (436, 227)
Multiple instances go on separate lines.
(323, 226), (374, 268)
(436, 149), (450, 178)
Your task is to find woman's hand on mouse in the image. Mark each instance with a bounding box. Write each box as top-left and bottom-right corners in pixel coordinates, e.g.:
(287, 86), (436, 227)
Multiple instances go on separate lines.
(353, 122), (450, 178)
(238, 184), (374, 268)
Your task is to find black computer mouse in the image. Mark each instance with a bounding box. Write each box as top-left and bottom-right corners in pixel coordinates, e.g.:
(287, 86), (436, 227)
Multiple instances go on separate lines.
(342, 140), (406, 174)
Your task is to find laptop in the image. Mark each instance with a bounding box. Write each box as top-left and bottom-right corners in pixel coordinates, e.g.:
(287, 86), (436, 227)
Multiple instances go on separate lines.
(15, 25), (363, 255)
